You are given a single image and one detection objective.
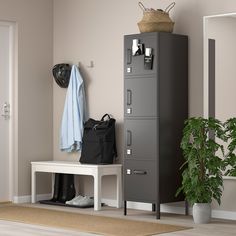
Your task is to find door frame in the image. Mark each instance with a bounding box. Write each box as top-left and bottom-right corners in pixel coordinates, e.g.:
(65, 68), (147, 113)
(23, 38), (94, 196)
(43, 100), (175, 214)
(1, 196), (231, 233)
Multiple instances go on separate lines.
(0, 20), (18, 202)
(203, 12), (236, 118)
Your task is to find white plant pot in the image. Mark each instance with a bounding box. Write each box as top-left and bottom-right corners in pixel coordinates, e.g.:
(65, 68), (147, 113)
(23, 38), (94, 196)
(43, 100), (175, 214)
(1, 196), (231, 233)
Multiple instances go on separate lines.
(192, 203), (211, 224)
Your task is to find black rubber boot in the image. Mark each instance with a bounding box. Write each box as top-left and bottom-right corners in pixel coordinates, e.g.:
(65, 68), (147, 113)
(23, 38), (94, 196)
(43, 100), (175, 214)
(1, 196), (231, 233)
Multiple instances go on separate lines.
(58, 174), (76, 203)
(51, 173), (61, 202)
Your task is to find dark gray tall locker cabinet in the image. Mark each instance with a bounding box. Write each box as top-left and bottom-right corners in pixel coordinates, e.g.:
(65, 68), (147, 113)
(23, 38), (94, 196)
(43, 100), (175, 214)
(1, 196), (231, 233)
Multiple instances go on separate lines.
(123, 32), (188, 219)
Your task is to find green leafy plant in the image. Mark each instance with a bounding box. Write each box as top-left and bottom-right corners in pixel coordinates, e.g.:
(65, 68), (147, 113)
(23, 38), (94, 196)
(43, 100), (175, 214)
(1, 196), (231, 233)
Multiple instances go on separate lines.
(176, 117), (226, 205)
(224, 118), (236, 176)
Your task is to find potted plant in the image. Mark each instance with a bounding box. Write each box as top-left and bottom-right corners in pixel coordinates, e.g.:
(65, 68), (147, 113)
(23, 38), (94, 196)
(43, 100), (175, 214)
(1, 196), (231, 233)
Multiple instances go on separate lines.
(176, 117), (226, 224)
(224, 118), (236, 176)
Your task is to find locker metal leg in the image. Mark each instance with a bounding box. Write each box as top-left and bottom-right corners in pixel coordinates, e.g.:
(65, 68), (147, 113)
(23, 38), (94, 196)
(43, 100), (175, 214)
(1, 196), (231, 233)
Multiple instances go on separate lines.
(152, 203), (156, 212)
(156, 203), (160, 219)
(124, 201), (127, 215)
(185, 200), (189, 215)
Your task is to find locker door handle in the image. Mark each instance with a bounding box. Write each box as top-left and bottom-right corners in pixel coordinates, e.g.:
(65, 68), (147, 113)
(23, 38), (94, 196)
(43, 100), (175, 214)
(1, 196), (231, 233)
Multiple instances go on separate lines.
(133, 170), (147, 175)
(127, 49), (132, 64)
(126, 89), (132, 105)
(127, 130), (132, 146)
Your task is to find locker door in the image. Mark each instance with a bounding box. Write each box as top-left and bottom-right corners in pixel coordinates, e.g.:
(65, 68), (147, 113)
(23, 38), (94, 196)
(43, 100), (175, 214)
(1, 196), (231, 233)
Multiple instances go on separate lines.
(124, 77), (158, 117)
(124, 33), (158, 77)
(124, 119), (158, 160)
(124, 160), (157, 202)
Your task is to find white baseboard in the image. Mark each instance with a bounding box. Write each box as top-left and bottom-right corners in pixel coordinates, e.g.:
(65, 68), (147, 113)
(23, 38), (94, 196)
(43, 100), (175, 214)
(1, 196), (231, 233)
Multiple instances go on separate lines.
(13, 194), (52, 204)
(101, 198), (118, 207)
(126, 201), (187, 215)
(104, 199), (236, 221)
(212, 209), (236, 221)
(12, 196), (236, 221)
(101, 199), (186, 215)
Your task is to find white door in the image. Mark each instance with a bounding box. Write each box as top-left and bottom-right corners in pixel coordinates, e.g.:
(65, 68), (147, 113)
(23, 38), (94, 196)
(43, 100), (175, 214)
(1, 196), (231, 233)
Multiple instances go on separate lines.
(0, 23), (11, 202)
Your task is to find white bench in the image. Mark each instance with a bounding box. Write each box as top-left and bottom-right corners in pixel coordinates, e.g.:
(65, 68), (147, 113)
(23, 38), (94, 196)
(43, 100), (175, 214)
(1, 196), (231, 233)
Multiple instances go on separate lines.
(31, 161), (122, 211)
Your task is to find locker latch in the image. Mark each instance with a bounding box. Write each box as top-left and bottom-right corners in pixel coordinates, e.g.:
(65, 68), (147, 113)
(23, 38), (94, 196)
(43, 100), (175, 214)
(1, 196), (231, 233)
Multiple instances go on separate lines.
(126, 149), (132, 155)
(127, 67), (132, 73)
(126, 108), (132, 114)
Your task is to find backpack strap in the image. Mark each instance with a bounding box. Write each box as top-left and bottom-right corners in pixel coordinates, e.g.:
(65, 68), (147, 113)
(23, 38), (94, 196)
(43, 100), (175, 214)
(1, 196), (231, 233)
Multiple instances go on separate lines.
(101, 113), (117, 159)
(101, 114), (111, 121)
(113, 127), (118, 158)
(114, 136), (118, 158)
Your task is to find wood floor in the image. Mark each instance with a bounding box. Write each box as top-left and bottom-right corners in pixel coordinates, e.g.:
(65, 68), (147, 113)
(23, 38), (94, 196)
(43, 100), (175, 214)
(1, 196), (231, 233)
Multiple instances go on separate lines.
(1, 203), (236, 236)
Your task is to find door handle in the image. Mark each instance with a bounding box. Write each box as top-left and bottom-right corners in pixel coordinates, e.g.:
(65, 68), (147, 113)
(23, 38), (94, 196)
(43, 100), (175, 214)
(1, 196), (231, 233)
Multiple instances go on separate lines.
(1, 102), (10, 120)
(1, 114), (10, 119)
(133, 170), (147, 175)
(126, 89), (132, 106)
(127, 130), (132, 146)
(127, 49), (132, 64)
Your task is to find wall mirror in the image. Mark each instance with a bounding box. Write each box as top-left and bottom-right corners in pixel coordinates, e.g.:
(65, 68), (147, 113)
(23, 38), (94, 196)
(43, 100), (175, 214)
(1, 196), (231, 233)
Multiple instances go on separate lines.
(204, 13), (236, 119)
(203, 13), (236, 179)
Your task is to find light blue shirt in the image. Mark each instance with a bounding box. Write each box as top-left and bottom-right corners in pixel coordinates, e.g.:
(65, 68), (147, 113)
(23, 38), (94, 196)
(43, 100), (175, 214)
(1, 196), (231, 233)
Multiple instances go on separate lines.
(60, 65), (87, 152)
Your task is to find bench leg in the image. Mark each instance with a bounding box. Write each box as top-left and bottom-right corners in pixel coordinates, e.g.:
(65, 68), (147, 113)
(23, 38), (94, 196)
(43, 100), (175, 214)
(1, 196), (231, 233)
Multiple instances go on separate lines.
(94, 172), (102, 211)
(116, 169), (122, 208)
(31, 169), (36, 203)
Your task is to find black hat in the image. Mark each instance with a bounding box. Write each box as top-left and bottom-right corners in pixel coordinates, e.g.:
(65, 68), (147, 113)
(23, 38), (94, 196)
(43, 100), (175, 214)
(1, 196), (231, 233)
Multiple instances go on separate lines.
(52, 63), (72, 88)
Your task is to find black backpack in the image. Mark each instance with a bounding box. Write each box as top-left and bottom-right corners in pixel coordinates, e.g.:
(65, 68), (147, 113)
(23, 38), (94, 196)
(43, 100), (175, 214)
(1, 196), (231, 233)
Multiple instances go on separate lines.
(80, 114), (117, 164)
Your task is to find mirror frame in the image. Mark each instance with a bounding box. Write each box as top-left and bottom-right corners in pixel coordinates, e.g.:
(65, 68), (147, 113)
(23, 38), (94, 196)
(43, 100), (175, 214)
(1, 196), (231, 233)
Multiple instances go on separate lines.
(203, 12), (236, 118)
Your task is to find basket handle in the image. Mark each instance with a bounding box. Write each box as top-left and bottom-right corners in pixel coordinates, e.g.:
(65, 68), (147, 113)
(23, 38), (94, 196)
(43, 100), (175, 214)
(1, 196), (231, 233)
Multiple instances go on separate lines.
(165, 2), (175, 13)
(138, 2), (147, 11)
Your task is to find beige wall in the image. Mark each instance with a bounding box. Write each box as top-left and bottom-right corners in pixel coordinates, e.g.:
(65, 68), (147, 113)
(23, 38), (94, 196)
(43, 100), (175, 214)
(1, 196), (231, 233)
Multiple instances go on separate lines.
(53, 0), (236, 210)
(0, 0), (53, 196)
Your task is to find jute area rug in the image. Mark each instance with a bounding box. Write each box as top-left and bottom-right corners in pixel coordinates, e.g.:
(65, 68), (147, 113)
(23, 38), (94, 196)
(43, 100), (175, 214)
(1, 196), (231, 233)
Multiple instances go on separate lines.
(0, 205), (189, 236)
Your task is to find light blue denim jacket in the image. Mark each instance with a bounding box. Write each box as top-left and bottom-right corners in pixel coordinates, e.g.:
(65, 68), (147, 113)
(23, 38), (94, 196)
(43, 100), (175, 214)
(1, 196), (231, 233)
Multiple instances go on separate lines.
(60, 65), (87, 152)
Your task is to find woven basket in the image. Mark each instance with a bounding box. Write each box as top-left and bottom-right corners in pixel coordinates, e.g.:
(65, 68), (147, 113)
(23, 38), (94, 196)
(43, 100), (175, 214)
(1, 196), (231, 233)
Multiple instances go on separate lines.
(137, 2), (175, 33)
